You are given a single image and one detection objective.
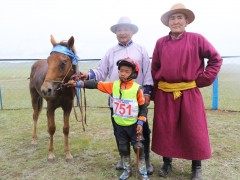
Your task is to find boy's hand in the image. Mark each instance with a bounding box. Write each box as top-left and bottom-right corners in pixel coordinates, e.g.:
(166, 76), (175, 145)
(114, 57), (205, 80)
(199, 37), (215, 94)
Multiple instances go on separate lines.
(136, 124), (143, 134)
(65, 80), (77, 87)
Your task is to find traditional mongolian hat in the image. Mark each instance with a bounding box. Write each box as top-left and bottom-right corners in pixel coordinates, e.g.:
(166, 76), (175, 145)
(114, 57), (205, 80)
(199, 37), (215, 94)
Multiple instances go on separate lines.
(161, 3), (195, 26)
(110, 16), (138, 34)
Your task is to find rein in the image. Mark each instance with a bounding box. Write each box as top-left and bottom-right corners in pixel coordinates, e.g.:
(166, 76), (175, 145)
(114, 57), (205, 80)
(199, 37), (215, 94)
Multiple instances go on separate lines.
(72, 87), (87, 131)
(70, 73), (87, 131)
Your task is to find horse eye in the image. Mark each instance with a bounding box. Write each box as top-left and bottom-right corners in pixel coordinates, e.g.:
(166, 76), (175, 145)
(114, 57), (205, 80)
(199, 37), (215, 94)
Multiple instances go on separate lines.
(60, 60), (67, 69)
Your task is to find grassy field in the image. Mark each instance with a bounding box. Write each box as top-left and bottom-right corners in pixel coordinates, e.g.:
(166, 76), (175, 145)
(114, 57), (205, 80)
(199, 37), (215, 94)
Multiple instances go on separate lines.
(0, 60), (240, 111)
(0, 59), (240, 179)
(0, 108), (239, 180)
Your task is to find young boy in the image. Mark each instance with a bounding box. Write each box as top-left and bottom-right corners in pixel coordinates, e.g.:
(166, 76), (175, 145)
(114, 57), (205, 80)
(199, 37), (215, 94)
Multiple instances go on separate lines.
(66, 58), (149, 180)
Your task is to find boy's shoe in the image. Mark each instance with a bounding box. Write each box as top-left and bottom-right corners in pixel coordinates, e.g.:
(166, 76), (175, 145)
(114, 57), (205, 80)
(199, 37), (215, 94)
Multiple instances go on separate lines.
(119, 169), (132, 180)
(115, 157), (124, 170)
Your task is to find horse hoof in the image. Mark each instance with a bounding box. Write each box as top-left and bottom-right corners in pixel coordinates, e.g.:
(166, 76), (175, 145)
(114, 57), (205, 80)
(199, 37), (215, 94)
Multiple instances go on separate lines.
(48, 154), (55, 162)
(31, 141), (37, 147)
(47, 158), (55, 162)
(66, 158), (73, 163)
(66, 154), (73, 162)
(31, 143), (37, 147)
(66, 156), (73, 162)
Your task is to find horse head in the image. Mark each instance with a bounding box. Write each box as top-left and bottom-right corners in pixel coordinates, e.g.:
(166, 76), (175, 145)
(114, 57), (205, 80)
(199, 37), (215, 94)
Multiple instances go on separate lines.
(41, 35), (78, 99)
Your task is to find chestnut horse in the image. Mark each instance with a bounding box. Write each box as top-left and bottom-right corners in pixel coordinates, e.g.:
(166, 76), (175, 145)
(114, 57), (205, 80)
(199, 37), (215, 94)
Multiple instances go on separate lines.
(29, 35), (78, 161)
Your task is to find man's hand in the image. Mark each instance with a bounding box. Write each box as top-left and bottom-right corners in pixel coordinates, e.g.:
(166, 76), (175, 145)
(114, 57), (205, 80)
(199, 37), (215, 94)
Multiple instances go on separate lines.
(65, 80), (77, 87)
(80, 72), (89, 80)
(144, 95), (150, 106)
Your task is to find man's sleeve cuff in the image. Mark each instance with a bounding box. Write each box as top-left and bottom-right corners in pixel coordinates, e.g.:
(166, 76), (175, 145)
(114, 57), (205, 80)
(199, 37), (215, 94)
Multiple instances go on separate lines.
(88, 69), (96, 80)
(143, 85), (153, 95)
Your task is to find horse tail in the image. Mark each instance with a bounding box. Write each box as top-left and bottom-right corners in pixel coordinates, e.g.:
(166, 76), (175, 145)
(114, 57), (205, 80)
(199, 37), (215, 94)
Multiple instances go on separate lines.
(37, 96), (43, 113)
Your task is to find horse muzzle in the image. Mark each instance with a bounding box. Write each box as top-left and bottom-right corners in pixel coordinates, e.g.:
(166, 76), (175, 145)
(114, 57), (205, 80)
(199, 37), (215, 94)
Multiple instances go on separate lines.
(41, 81), (59, 99)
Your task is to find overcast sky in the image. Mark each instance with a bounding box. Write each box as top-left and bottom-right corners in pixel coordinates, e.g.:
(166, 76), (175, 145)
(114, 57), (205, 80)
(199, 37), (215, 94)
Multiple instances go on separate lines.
(0, 0), (239, 59)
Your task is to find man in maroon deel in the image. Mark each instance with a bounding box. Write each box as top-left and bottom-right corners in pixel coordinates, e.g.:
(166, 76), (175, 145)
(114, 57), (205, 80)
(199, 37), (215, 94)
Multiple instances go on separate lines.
(151, 3), (222, 180)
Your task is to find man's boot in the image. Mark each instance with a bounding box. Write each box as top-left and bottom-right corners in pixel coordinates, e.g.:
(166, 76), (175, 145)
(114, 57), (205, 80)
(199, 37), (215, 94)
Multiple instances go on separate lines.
(119, 156), (132, 180)
(191, 160), (202, 180)
(116, 156), (124, 170)
(159, 157), (172, 177)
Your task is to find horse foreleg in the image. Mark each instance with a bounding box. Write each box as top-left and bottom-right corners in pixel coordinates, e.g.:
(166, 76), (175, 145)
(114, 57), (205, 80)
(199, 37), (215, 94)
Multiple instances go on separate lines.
(63, 108), (73, 162)
(47, 107), (56, 161)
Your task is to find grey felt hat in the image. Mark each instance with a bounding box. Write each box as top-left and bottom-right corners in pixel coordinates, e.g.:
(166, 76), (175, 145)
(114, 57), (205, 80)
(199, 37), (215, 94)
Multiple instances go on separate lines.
(110, 16), (138, 34)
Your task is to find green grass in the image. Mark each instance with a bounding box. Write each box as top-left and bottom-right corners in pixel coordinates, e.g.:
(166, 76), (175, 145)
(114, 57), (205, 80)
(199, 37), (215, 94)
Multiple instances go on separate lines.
(0, 60), (240, 111)
(0, 60), (240, 179)
(0, 108), (239, 179)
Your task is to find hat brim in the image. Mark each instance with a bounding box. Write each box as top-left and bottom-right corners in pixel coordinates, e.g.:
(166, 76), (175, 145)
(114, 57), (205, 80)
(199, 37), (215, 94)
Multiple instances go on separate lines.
(161, 9), (195, 26)
(110, 23), (138, 34)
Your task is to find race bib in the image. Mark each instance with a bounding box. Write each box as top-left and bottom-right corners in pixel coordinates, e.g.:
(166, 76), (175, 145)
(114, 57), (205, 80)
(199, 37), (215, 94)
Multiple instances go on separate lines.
(113, 97), (138, 118)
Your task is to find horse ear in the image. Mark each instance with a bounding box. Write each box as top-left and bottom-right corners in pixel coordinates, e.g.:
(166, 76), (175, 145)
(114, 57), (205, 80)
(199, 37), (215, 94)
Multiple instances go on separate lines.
(50, 35), (57, 46)
(68, 36), (74, 50)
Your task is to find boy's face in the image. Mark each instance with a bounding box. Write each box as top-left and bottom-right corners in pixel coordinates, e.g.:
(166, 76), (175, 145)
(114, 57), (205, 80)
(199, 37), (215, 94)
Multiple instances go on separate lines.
(118, 65), (133, 81)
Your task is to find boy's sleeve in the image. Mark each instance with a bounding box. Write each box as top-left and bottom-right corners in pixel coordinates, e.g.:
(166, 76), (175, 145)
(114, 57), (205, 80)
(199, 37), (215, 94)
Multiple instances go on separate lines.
(97, 81), (114, 94)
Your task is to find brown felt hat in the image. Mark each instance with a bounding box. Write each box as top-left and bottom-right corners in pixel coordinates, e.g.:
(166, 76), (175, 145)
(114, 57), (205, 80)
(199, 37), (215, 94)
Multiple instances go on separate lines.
(161, 3), (195, 26)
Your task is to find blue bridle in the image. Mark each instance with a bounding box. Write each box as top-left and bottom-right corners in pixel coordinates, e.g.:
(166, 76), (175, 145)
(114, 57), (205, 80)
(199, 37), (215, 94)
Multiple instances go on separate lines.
(51, 45), (79, 65)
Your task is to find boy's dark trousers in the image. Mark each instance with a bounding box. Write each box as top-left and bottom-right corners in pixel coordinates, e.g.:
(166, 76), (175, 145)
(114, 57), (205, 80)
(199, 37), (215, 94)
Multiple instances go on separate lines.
(110, 108), (152, 173)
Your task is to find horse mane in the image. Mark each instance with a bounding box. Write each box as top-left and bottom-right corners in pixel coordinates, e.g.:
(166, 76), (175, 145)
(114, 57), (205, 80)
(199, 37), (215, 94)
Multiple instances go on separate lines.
(58, 40), (77, 54)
